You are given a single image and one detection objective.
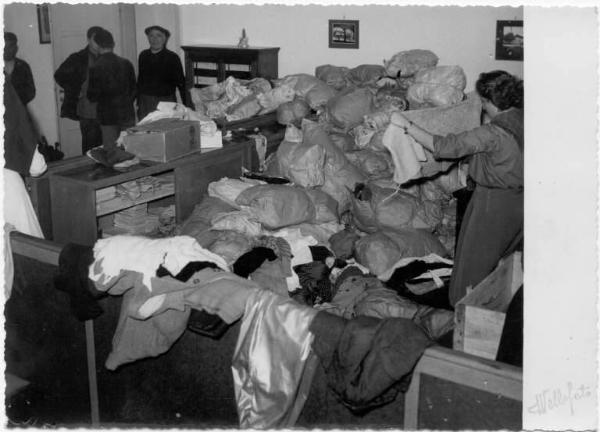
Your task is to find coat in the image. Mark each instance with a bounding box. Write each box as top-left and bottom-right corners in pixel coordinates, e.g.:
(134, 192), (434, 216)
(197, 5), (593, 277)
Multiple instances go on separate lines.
(10, 58), (36, 106)
(433, 108), (524, 306)
(87, 52), (136, 126)
(54, 47), (91, 121)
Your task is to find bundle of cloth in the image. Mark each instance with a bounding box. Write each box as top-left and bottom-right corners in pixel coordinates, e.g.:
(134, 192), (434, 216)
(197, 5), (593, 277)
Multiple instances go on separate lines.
(190, 76), (275, 121)
(54, 222), (443, 428)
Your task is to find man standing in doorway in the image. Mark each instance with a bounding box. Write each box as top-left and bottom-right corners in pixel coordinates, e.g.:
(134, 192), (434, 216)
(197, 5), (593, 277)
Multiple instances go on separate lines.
(54, 26), (103, 154)
(87, 28), (136, 161)
(4, 32), (36, 107)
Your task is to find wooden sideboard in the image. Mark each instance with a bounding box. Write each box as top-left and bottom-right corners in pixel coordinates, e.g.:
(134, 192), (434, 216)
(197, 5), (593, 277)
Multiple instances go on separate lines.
(182, 44), (279, 88)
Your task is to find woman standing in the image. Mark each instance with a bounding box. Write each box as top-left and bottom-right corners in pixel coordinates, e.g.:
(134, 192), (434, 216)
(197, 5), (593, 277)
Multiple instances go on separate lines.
(395, 70), (524, 306)
(136, 25), (188, 120)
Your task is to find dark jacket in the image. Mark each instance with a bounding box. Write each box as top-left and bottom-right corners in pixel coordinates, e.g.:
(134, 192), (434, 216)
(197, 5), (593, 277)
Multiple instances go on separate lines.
(137, 48), (188, 105)
(10, 58), (36, 106)
(87, 52), (136, 126)
(310, 312), (432, 413)
(54, 47), (93, 120)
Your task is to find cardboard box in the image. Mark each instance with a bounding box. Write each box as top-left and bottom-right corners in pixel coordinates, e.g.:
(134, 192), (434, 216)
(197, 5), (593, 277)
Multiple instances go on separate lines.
(123, 119), (201, 162)
(201, 130), (223, 149)
(453, 252), (523, 360)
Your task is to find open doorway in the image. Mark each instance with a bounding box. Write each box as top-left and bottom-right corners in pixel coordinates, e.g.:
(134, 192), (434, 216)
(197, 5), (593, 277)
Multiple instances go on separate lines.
(50, 3), (136, 158)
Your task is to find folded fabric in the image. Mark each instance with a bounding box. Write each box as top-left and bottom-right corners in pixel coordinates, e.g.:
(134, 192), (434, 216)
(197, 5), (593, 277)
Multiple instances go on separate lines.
(310, 312), (433, 413)
(233, 247), (278, 278)
(54, 242), (107, 321)
(249, 253), (292, 297)
(269, 228), (318, 267)
(87, 146), (136, 168)
(378, 253), (453, 282)
(88, 235), (229, 290)
(382, 112), (428, 184)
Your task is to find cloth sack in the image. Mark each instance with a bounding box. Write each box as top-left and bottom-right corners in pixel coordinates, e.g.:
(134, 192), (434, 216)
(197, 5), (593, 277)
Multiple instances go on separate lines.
(315, 64), (350, 90)
(346, 64), (387, 87)
(355, 230), (447, 276)
(236, 184), (316, 230)
(326, 87), (375, 132)
(384, 49), (439, 78)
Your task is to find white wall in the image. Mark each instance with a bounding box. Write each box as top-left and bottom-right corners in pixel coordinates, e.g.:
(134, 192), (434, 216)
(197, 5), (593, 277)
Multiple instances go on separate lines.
(179, 4), (523, 91)
(4, 3), (59, 145)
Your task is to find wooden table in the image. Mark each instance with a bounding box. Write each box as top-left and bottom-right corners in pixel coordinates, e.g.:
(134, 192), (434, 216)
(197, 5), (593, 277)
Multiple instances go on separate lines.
(49, 126), (283, 245)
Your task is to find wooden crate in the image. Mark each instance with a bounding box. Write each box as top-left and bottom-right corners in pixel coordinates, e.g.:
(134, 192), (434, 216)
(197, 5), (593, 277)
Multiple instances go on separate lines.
(453, 251), (523, 360)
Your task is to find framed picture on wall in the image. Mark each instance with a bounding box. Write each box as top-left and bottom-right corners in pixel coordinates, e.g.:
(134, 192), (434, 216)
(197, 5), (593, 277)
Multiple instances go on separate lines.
(329, 19), (359, 49)
(37, 4), (51, 44)
(495, 20), (523, 61)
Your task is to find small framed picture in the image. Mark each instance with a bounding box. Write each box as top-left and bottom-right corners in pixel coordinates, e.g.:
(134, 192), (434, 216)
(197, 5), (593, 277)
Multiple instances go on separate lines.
(37, 4), (51, 44)
(329, 19), (359, 49)
(495, 20), (523, 61)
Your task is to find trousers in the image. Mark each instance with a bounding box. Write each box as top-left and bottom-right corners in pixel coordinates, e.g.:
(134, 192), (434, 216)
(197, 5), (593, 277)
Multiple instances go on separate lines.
(79, 118), (102, 154)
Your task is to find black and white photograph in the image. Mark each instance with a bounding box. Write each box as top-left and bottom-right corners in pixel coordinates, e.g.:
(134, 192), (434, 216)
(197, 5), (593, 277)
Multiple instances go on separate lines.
(329, 19), (359, 49)
(1, 2), (597, 431)
(496, 20), (524, 61)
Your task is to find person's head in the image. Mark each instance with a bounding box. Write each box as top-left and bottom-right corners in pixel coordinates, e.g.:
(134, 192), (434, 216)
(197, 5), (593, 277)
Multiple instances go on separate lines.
(144, 25), (170, 52)
(475, 70), (523, 116)
(4, 32), (18, 61)
(86, 26), (103, 55)
(93, 29), (115, 54)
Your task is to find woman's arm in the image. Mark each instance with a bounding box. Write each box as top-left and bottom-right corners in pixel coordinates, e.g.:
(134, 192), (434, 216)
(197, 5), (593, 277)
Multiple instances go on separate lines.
(391, 114), (435, 151)
(395, 113), (498, 159)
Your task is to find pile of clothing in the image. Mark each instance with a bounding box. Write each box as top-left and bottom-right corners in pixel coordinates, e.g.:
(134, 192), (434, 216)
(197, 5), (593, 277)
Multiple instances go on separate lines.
(56, 48), (486, 429)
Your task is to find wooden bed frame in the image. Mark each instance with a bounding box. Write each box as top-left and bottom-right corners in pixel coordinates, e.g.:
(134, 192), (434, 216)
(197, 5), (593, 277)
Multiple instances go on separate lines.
(6, 232), (523, 429)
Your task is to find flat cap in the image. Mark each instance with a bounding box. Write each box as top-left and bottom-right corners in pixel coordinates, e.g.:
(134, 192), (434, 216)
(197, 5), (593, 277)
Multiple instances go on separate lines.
(144, 25), (171, 38)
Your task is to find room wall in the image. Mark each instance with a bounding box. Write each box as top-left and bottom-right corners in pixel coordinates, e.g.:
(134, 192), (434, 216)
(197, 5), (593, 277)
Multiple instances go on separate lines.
(4, 3), (59, 145)
(179, 4), (523, 91)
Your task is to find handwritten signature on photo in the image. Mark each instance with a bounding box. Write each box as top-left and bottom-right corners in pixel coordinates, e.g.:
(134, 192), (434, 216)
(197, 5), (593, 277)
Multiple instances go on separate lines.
(528, 382), (593, 416)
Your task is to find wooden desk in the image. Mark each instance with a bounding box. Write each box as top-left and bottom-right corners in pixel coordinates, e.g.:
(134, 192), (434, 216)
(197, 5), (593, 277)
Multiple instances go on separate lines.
(49, 126), (283, 245)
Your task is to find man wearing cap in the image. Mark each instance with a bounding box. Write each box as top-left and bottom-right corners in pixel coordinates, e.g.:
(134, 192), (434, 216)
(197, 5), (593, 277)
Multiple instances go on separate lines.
(4, 32), (36, 107)
(87, 28), (136, 155)
(136, 25), (189, 120)
(54, 26), (103, 154)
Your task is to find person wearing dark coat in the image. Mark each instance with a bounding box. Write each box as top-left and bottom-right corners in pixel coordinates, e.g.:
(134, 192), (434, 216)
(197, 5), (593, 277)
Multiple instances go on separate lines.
(395, 70), (524, 307)
(4, 32), (36, 107)
(87, 29), (136, 152)
(54, 26), (103, 154)
(136, 25), (189, 120)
